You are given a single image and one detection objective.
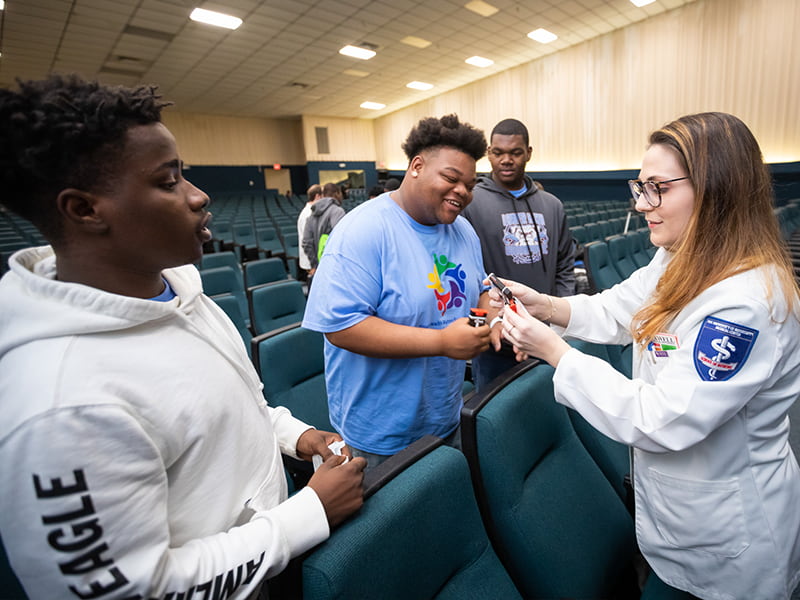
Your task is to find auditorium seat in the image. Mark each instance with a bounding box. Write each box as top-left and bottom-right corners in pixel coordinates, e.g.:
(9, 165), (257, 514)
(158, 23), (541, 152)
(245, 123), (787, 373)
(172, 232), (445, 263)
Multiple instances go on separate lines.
(210, 293), (252, 356)
(564, 339), (630, 500)
(299, 437), (522, 600)
(624, 230), (652, 268)
(461, 361), (639, 599)
(583, 240), (623, 292)
(607, 234), (638, 279)
(243, 257), (289, 289)
(250, 322), (331, 432)
(247, 279), (306, 336)
(199, 265), (249, 328)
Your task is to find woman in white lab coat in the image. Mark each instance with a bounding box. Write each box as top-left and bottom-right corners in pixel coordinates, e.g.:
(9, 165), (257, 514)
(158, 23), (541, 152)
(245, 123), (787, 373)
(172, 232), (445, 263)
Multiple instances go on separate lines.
(493, 112), (800, 600)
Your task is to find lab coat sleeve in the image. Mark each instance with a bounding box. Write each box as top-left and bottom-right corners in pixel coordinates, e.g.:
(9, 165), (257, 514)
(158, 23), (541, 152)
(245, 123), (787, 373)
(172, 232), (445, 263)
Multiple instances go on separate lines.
(561, 250), (667, 345)
(553, 296), (779, 453)
(0, 405), (328, 599)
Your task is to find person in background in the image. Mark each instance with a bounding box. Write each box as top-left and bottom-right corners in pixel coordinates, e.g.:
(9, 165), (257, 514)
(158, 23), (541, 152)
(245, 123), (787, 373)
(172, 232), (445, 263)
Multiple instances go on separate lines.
(495, 112), (800, 599)
(303, 114), (493, 472)
(0, 74), (365, 598)
(297, 183), (322, 281)
(368, 184), (385, 199)
(463, 118), (574, 391)
(302, 182), (345, 285)
(383, 177), (401, 192)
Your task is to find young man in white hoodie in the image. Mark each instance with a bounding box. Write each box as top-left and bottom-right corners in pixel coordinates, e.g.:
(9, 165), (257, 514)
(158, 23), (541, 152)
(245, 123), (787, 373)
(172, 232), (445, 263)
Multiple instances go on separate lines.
(0, 74), (365, 599)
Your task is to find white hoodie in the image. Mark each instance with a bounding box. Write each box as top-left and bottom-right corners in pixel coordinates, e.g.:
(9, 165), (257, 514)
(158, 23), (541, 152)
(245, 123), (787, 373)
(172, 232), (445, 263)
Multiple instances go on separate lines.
(0, 246), (328, 599)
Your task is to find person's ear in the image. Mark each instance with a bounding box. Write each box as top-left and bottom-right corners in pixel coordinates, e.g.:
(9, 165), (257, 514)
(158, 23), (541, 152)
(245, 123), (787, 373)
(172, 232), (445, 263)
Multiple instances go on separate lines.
(56, 189), (110, 234)
(410, 155), (424, 177)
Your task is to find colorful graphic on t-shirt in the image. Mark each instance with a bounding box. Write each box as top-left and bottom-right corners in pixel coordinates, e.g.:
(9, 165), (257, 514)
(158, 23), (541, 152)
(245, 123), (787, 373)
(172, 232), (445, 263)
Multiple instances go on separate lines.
(501, 212), (549, 265)
(427, 253), (468, 315)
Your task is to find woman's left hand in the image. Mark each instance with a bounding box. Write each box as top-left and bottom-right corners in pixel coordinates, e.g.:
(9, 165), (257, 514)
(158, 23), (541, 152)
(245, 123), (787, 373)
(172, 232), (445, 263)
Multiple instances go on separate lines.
(501, 301), (571, 367)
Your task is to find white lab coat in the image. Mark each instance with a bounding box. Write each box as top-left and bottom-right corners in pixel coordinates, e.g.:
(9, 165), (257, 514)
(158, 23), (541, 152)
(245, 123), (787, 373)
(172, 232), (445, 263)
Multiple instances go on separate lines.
(554, 249), (800, 600)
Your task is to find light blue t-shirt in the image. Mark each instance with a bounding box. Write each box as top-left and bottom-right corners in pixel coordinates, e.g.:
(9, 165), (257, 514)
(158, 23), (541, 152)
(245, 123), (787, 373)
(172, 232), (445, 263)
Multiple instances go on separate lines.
(302, 194), (488, 454)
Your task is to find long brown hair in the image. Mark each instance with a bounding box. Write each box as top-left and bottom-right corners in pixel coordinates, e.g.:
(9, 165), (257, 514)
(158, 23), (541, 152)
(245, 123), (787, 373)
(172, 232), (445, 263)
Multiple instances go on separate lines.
(632, 112), (799, 347)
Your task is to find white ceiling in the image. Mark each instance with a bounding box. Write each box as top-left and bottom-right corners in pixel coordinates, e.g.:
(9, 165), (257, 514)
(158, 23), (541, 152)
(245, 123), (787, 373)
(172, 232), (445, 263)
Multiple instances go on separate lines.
(0, 0), (694, 120)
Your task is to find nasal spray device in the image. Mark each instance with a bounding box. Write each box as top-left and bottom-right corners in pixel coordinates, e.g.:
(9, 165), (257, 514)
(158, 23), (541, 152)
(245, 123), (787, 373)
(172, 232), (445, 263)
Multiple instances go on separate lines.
(487, 273), (518, 313)
(468, 308), (488, 327)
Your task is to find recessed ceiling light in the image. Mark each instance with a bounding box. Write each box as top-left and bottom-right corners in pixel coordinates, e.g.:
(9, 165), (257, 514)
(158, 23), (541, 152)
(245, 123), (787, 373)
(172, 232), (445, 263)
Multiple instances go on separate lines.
(630, 0), (656, 6)
(401, 36), (431, 49)
(343, 69), (370, 78)
(407, 81), (434, 91)
(340, 45), (376, 60)
(465, 56), (494, 68)
(189, 8), (242, 30)
(464, 0), (498, 17)
(528, 28), (557, 44)
(360, 101), (385, 110)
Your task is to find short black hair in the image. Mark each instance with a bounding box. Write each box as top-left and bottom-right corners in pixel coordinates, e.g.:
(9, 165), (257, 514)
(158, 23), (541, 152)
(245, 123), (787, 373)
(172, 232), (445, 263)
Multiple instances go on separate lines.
(491, 118), (529, 146)
(401, 114), (486, 162)
(0, 74), (170, 240)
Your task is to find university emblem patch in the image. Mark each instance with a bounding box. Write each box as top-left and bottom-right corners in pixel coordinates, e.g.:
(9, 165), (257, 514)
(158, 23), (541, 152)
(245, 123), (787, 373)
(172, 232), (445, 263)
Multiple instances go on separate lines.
(693, 316), (758, 382)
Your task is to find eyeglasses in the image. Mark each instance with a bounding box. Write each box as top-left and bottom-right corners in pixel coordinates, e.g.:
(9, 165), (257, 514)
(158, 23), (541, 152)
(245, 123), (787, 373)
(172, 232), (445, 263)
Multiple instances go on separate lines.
(628, 177), (690, 208)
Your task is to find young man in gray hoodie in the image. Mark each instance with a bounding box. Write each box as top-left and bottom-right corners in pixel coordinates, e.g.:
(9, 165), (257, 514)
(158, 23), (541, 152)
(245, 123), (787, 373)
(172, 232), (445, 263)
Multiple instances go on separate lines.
(302, 182), (346, 283)
(462, 118), (575, 390)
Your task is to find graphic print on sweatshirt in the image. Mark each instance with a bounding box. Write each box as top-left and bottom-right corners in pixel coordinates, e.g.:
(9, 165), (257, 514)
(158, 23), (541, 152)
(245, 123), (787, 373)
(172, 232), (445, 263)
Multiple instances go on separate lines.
(427, 253), (468, 316)
(501, 211), (549, 264)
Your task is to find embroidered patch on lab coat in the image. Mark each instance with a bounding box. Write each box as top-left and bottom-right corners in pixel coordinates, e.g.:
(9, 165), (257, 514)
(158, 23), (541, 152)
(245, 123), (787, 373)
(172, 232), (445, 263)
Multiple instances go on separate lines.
(647, 333), (679, 358)
(693, 316), (758, 382)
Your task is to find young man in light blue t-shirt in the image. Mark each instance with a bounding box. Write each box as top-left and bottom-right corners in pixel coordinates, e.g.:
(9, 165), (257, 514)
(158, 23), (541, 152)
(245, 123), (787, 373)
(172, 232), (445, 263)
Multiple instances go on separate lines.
(303, 114), (496, 470)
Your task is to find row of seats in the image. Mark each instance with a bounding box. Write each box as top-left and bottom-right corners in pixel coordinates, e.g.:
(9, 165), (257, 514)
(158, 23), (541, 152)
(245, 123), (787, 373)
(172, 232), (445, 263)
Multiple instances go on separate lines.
(582, 229), (656, 293)
(270, 342), (693, 599)
(197, 253), (307, 349)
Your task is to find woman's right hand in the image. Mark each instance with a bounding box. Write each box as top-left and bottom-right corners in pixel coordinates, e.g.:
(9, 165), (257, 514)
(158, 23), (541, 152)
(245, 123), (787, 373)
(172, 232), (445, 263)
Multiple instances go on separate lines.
(485, 276), (551, 320)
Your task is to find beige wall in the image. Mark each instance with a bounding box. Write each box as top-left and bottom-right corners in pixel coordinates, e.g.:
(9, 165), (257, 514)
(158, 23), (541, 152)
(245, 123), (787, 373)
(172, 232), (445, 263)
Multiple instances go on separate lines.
(374, 0), (800, 172)
(161, 112), (305, 166)
(301, 115), (377, 162)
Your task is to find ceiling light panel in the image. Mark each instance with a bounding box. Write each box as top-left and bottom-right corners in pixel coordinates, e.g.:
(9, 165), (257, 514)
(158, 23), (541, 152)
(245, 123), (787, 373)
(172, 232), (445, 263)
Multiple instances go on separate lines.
(465, 55), (494, 68)
(407, 81), (434, 90)
(464, 0), (498, 17)
(528, 28), (558, 43)
(189, 8), (242, 30)
(339, 45), (376, 60)
(401, 35), (431, 48)
(360, 101), (385, 110)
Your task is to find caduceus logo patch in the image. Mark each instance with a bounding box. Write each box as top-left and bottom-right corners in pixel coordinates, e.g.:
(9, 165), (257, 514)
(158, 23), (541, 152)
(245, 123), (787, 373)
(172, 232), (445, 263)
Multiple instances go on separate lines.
(693, 316), (758, 382)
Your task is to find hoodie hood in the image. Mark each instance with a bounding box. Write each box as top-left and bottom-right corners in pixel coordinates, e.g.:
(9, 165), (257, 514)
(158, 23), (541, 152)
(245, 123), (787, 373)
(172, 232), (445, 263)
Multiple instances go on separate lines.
(473, 173), (538, 200)
(310, 196), (338, 215)
(0, 245), (204, 360)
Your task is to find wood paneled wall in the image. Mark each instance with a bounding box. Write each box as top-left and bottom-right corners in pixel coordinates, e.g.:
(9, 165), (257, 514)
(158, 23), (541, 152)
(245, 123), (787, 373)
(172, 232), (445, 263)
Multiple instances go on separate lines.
(374, 0), (800, 172)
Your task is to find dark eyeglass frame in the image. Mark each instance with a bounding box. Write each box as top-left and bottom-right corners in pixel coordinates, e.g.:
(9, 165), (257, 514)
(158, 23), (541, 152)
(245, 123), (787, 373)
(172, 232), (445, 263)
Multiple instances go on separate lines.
(628, 177), (690, 208)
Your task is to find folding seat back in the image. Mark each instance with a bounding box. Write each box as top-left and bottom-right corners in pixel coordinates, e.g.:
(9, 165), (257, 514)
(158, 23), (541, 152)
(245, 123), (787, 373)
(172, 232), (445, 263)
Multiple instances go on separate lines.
(251, 322), (331, 431)
(255, 226), (285, 258)
(301, 437), (522, 600)
(248, 279), (307, 336)
(210, 293), (252, 356)
(564, 339), (630, 500)
(199, 265), (249, 326)
(461, 361), (638, 599)
(607, 234), (638, 279)
(200, 251), (242, 282)
(625, 230), (652, 268)
(244, 257), (288, 289)
(583, 240), (623, 292)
